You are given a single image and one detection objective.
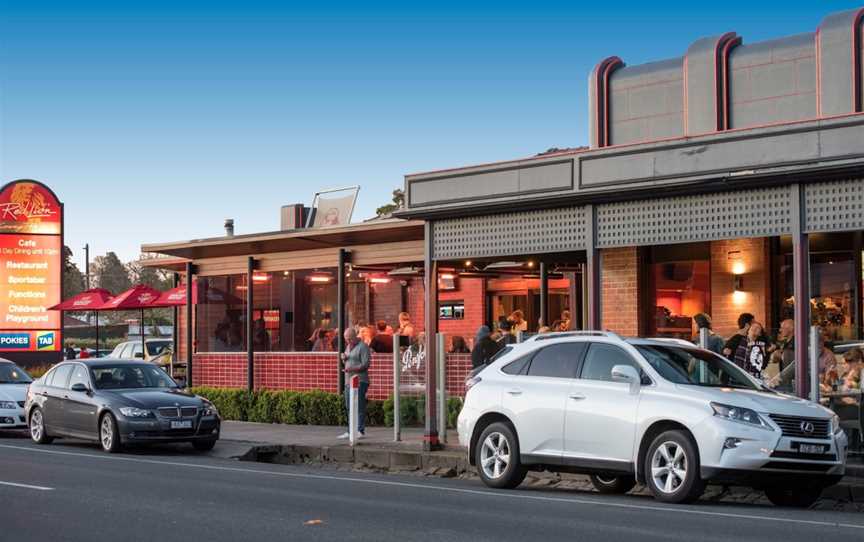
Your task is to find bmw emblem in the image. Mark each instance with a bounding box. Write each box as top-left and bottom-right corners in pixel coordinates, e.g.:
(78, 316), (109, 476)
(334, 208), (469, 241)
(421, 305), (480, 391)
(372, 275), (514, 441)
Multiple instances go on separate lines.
(800, 421), (815, 434)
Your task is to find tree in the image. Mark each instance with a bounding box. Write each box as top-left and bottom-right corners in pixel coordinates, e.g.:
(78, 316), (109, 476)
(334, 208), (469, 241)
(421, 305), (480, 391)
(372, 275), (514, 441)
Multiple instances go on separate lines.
(62, 245), (86, 299)
(127, 260), (172, 291)
(375, 188), (404, 217)
(92, 252), (132, 295)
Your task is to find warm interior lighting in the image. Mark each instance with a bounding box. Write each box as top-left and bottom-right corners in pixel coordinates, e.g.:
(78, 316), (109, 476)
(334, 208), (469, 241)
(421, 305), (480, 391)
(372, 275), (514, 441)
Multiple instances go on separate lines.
(440, 273), (456, 280)
(732, 290), (747, 305)
(369, 277), (391, 284)
(309, 276), (333, 283)
(464, 260), (472, 267)
(731, 262), (746, 275)
(252, 273), (270, 282)
(526, 261), (535, 268)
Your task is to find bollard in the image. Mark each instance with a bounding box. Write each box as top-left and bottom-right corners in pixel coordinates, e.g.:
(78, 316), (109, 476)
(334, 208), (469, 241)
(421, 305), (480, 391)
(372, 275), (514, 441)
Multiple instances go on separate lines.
(349, 374), (359, 446)
(516, 330), (523, 343)
(437, 333), (446, 443)
(809, 326), (820, 403)
(393, 333), (401, 442)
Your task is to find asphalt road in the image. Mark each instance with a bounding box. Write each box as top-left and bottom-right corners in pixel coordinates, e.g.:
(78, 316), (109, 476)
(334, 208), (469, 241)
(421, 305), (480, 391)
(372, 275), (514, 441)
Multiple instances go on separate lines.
(0, 435), (863, 542)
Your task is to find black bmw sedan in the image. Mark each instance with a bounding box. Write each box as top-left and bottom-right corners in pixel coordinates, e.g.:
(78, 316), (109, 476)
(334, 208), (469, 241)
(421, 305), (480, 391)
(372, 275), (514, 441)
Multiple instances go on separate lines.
(25, 360), (220, 453)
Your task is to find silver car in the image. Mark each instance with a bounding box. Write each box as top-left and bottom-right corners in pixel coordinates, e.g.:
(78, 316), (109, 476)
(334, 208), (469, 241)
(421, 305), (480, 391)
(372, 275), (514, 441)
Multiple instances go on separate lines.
(26, 360), (220, 453)
(458, 331), (847, 507)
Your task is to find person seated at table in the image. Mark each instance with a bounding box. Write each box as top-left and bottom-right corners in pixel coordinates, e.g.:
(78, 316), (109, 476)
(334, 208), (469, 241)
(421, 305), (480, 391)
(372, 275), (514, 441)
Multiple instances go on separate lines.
(841, 348), (863, 391)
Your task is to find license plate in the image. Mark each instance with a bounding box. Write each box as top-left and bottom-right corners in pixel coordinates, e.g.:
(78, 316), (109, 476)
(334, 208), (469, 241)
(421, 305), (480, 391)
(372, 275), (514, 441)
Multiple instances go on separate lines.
(796, 443), (825, 454)
(170, 420), (192, 429)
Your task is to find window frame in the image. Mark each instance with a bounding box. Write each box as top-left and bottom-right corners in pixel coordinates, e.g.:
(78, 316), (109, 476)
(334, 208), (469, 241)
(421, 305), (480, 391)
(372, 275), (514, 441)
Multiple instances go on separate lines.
(578, 342), (652, 385)
(521, 341), (589, 379)
(48, 364), (74, 389)
(68, 363), (93, 390)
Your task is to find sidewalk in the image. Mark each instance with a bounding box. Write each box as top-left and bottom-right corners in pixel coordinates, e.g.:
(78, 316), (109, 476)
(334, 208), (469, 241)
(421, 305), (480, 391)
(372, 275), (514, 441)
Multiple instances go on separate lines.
(216, 421), (864, 507)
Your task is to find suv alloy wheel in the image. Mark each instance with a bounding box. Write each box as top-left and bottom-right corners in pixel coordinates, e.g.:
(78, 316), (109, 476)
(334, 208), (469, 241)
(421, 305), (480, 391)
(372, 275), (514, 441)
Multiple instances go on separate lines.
(475, 422), (528, 489)
(644, 430), (705, 504)
(590, 474), (637, 494)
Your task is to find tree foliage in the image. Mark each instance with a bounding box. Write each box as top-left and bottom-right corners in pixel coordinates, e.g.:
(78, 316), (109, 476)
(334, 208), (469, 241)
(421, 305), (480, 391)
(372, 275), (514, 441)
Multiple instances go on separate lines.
(62, 245), (86, 299)
(92, 252), (132, 294)
(375, 188), (404, 217)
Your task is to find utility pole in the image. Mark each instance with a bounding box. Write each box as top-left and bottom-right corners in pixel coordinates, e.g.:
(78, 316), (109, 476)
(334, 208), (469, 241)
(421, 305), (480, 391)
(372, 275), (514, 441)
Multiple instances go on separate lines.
(84, 243), (90, 289)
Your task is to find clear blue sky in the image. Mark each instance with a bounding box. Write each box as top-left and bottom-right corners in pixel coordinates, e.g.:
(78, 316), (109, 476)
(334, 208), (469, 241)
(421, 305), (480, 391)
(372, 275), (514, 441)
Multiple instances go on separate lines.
(1, 1), (861, 265)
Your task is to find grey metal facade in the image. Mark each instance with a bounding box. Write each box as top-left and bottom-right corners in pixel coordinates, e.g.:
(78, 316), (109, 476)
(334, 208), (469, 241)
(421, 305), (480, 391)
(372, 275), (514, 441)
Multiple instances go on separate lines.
(805, 178), (864, 233)
(431, 206), (587, 261)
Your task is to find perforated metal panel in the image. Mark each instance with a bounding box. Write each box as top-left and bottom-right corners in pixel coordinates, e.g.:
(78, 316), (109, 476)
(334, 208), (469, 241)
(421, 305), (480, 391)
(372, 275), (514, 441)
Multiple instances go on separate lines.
(804, 179), (864, 233)
(432, 206), (587, 260)
(596, 187), (792, 248)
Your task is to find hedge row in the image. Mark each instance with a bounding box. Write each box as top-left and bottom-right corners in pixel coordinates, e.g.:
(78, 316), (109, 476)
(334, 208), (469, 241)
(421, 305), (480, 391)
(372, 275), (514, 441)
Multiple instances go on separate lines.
(190, 387), (462, 429)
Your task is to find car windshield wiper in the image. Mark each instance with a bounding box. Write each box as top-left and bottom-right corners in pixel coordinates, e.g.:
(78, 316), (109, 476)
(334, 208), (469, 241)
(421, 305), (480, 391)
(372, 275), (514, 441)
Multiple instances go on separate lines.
(692, 382), (754, 390)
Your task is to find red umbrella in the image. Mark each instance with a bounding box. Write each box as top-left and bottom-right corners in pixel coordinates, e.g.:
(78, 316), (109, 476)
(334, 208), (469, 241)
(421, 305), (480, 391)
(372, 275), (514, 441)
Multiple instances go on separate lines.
(94, 285), (163, 357)
(151, 284), (189, 307)
(48, 288), (114, 358)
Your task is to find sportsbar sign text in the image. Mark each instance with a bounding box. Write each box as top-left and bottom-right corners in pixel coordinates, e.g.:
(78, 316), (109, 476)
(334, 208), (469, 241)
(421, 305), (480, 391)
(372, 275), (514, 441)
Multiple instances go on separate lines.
(0, 180), (62, 352)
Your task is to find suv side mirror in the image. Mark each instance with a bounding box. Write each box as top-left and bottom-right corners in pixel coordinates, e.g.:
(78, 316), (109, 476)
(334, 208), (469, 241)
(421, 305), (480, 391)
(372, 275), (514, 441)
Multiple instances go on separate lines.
(611, 365), (642, 393)
(70, 382), (90, 393)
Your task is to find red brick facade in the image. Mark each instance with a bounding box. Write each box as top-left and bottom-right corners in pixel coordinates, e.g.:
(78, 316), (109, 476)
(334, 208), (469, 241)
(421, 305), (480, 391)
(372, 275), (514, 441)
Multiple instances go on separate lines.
(601, 247), (642, 336)
(192, 352), (473, 400)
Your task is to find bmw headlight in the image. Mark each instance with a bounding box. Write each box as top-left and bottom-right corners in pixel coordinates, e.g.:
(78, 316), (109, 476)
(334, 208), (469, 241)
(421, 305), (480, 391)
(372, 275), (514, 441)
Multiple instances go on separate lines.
(711, 402), (773, 431)
(202, 402), (218, 417)
(0, 401), (16, 410)
(119, 407), (154, 418)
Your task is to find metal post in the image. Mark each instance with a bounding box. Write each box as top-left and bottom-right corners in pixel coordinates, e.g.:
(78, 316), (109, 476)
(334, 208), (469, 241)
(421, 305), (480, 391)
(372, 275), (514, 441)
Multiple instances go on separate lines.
(349, 375), (359, 446)
(437, 333), (447, 443)
(809, 326), (820, 403)
(393, 333), (401, 442)
(84, 243), (90, 290)
(699, 327), (709, 349)
(516, 330), (524, 343)
(337, 249), (348, 393)
(791, 184), (810, 399)
(246, 256), (255, 392)
(585, 204), (601, 330)
(140, 307), (145, 359)
(423, 221), (440, 451)
(539, 261), (549, 329)
(185, 261), (194, 388)
(172, 272), (180, 377)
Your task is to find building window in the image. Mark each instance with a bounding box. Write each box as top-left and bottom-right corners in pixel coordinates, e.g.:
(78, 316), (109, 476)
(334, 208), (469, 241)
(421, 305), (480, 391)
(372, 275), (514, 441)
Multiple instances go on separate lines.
(196, 274), (247, 352)
(645, 244), (711, 340)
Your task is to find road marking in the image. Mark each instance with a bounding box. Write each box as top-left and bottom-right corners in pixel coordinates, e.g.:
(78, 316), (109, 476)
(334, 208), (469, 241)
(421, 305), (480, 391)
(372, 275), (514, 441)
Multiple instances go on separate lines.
(0, 480), (53, 491)
(0, 443), (861, 530)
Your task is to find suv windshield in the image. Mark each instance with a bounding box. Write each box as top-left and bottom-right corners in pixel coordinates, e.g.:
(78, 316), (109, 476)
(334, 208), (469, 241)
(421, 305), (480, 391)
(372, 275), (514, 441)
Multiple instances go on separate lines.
(635, 344), (761, 391)
(90, 364), (177, 390)
(146, 340), (171, 356)
(0, 362), (32, 384)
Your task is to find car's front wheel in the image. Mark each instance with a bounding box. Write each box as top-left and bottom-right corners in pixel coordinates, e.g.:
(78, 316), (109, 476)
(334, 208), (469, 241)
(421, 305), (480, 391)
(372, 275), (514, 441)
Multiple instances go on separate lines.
(764, 486), (823, 508)
(590, 474), (637, 494)
(29, 408), (53, 445)
(99, 413), (122, 453)
(475, 422), (527, 489)
(644, 430), (705, 504)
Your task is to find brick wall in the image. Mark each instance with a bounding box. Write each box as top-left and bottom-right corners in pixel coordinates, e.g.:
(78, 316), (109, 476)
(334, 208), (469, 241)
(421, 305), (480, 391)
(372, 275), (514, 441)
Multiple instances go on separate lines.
(710, 238), (771, 338)
(601, 247), (641, 336)
(192, 352), (473, 400)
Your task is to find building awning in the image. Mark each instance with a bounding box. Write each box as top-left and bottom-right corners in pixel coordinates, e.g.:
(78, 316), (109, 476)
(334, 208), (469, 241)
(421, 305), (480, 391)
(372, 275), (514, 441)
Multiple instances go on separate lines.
(141, 218), (425, 261)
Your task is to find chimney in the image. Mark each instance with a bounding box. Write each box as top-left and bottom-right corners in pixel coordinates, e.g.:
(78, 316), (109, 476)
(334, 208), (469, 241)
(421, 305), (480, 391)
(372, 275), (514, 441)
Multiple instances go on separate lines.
(224, 218), (234, 237)
(281, 204), (309, 230)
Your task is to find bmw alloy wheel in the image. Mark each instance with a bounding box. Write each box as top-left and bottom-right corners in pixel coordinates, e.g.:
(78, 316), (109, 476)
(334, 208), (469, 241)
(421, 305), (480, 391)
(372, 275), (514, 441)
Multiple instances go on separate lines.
(651, 441), (688, 494)
(480, 432), (511, 480)
(30, 410), (44, 441)
(101, 416), (114, 450)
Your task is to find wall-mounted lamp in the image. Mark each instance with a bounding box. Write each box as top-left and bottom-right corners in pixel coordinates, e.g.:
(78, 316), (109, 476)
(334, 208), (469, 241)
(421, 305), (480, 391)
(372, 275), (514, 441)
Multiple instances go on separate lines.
(733, 275), (744, 292)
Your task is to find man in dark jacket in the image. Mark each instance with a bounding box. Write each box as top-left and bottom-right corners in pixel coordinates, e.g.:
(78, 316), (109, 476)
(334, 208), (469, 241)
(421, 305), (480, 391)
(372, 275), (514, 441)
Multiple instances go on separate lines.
(722, 313), (755, 358)
(472, 325), (501, 369)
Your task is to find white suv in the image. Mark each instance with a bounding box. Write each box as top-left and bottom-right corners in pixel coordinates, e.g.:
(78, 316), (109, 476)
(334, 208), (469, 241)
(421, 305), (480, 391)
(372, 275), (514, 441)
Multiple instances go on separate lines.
(458, 332), (848, 507)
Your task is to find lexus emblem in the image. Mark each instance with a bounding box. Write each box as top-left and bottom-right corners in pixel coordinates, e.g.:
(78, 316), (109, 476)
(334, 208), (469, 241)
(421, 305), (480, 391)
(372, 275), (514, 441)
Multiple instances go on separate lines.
(800, 421), (815, 434)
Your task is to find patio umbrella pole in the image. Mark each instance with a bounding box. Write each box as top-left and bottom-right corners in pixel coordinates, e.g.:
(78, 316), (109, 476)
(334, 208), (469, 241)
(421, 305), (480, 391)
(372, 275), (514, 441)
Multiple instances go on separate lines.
(94, 311), (99, 357)
(141, 308), (145, 358)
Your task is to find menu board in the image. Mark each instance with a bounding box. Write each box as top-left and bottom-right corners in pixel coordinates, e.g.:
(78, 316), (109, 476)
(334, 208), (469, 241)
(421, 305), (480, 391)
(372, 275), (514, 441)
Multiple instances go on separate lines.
(0, 181), (62, 353)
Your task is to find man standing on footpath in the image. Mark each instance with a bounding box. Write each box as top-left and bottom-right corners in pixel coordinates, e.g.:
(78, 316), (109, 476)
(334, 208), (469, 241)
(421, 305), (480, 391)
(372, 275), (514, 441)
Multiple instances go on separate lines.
(338, 327), (371, 439)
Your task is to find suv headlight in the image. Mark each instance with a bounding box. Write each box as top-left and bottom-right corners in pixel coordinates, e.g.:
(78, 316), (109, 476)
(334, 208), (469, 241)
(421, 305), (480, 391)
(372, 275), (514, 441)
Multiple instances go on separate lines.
(0, 401), (16, 410)
(119, 407), (154, 418)
(711, 402), (773, 431)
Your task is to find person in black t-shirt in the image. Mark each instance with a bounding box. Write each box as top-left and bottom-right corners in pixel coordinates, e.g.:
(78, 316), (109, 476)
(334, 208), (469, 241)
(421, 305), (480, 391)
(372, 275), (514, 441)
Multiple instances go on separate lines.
(723, 312), (755, 359)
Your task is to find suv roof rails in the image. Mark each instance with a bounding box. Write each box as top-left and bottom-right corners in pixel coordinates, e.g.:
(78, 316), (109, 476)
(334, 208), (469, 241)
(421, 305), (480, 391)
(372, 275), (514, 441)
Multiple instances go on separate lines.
(526, 330), (623, 343)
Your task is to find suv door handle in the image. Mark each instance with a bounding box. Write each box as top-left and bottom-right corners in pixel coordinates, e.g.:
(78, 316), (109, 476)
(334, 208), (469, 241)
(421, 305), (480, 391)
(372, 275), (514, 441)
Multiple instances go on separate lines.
(506, 389), (523, 396)
(569, 393), (586, 400)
